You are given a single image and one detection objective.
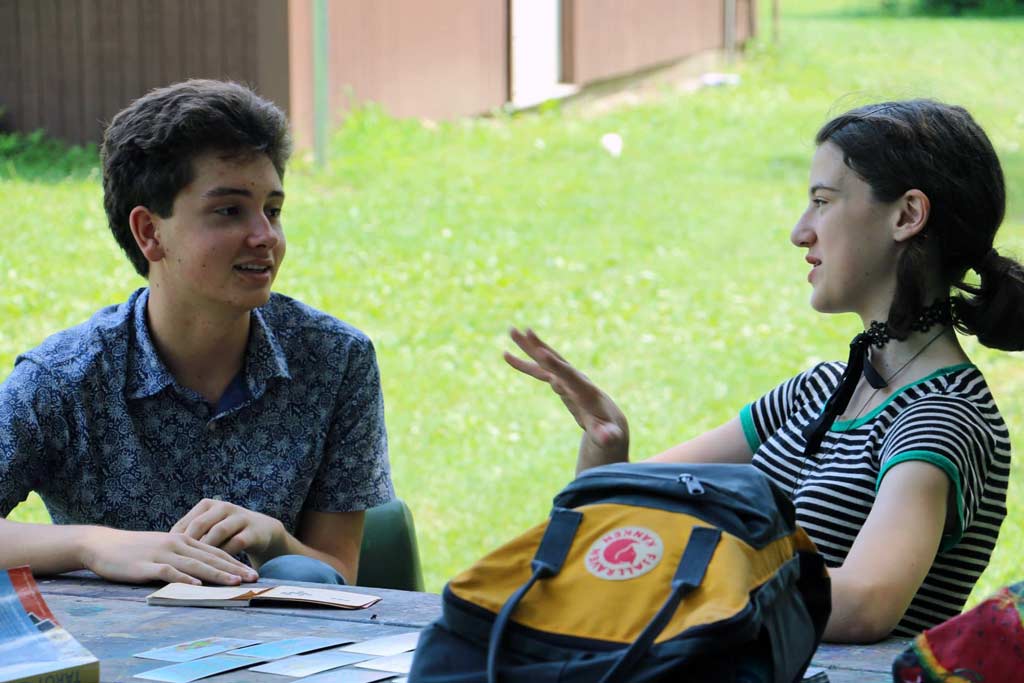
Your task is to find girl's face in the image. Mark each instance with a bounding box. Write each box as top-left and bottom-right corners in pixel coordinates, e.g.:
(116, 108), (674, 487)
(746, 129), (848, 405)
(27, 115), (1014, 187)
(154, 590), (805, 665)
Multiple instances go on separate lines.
(791, 142), (904, 322)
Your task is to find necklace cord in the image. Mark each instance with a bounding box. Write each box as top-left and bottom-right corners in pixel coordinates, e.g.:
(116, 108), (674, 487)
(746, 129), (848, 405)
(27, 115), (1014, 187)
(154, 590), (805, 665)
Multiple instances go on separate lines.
(801, 321), (949, 459)
(847, 326), (948, 423)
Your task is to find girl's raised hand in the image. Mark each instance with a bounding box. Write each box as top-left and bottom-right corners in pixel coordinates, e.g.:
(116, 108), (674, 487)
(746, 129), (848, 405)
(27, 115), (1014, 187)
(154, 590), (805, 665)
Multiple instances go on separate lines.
(504, 327), (629, 470)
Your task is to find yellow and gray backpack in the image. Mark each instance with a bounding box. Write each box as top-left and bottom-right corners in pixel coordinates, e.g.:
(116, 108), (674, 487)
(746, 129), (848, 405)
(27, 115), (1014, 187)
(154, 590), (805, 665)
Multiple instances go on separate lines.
(409, 462), (830, 683)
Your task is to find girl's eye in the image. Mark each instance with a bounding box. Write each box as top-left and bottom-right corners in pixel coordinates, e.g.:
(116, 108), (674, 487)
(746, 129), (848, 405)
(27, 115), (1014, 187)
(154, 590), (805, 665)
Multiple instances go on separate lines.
(215, 206), (240, 217)
(265, 207), (282, 219)
(812, 197), (827, 207)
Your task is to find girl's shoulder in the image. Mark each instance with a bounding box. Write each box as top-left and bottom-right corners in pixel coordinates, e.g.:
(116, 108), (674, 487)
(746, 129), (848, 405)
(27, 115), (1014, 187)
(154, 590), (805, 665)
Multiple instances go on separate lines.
(885, 364), (1006, 434)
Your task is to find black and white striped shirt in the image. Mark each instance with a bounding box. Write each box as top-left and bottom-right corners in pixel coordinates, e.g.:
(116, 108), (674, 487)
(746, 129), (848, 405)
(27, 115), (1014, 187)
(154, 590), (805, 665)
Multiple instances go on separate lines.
(741, 362), (1010, 636)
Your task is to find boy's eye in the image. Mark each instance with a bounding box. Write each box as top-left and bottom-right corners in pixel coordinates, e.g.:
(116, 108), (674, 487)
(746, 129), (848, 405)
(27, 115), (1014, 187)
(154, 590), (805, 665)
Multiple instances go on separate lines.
(811, 197), (827, 207)
(265, 207), (282, 219)
(215, 206), (240, 217)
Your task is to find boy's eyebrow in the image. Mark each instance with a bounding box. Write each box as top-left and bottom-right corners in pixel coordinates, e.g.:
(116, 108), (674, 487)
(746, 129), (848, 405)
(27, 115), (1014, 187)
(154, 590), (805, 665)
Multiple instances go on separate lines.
(203, 187), (286, 200)
(809, 183), (840, 195)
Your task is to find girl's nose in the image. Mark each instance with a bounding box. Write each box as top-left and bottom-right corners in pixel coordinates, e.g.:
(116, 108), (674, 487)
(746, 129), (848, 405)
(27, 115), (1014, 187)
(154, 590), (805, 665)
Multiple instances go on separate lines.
(790, 210), (816, 248)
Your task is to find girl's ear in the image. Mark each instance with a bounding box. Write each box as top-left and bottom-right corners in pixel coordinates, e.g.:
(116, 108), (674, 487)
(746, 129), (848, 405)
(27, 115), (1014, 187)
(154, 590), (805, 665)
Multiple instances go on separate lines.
(893, 189), (930, 243)
(129, 206), (165, 263)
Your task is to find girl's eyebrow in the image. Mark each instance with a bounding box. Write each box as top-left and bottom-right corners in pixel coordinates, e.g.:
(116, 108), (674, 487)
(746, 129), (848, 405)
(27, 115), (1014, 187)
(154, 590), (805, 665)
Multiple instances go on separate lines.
(809, 183), (840, 195)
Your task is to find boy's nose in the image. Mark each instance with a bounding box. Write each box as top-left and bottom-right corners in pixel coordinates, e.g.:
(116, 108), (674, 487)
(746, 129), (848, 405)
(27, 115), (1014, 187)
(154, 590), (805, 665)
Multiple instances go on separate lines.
(248, 215), (279, 249)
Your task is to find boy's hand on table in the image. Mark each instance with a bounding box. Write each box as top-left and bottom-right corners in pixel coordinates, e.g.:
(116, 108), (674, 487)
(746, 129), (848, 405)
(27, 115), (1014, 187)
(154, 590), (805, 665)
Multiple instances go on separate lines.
(170, 498), (287, 567)
(79, 527), (258, 585)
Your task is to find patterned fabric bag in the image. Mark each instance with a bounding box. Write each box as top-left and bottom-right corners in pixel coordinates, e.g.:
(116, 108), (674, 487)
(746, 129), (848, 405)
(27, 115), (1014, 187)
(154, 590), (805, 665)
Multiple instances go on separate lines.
(892, 580), (1024, 683)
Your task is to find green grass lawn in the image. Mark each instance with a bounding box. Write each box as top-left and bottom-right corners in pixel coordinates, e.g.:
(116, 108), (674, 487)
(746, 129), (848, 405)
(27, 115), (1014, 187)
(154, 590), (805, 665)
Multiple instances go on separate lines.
(2, 0), (1022, 605)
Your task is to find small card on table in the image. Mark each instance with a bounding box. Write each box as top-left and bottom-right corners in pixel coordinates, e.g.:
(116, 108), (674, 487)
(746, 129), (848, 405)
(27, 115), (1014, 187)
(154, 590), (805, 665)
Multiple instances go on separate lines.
(340, 631), (421, 656)
(353, 650), (415, 674)
(134, 637), (261, 662)
(249, 649), (374, 677)
(230, 635), (355, 660)
(133, 654), (262, 682)
(300, 670), (398, 683)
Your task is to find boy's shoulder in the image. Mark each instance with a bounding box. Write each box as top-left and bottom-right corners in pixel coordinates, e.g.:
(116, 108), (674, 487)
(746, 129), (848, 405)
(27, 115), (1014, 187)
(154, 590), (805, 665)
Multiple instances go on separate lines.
(16, 290), (142, 384)
(257, 292), (374, 353)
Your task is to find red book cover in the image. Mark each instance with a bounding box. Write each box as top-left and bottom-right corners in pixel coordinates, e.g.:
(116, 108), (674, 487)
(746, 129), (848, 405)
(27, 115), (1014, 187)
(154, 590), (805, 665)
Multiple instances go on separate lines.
(6, 566), (57, 625)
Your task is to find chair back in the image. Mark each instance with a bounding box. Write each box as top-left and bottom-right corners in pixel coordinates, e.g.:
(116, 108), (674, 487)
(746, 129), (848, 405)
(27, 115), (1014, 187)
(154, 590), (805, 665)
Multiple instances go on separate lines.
(357, 497), (425, 592)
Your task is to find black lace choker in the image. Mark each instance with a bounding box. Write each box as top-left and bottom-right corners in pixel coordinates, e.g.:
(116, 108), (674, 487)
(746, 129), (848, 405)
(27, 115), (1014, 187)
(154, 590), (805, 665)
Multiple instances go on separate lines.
(801, 300), (951, 458)
(863, 300), (952, 348)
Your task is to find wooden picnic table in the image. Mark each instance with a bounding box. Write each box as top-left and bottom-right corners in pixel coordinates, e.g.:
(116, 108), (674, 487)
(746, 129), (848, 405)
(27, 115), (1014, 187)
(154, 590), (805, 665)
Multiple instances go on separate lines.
(40, 573), (906, 682)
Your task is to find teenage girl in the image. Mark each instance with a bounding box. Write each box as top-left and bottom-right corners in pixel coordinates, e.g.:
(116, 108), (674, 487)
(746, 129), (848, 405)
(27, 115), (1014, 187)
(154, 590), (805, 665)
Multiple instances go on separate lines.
(505, 100), (1024, 642)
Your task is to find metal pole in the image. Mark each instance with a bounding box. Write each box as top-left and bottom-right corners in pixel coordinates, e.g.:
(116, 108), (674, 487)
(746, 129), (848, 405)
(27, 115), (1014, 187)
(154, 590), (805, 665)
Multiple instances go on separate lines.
(313, 0), (329, 168)
(773, 0), (780, 44)
(724, 0), (736, 63)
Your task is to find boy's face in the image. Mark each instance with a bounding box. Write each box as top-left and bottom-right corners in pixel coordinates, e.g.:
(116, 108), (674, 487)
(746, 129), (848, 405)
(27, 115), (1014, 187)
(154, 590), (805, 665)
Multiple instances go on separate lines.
(149, 152), (286, 315)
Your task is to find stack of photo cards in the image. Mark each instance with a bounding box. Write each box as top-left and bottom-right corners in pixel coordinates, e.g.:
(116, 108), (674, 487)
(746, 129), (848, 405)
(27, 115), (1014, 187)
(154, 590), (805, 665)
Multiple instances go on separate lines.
(132, 631), (422, 682)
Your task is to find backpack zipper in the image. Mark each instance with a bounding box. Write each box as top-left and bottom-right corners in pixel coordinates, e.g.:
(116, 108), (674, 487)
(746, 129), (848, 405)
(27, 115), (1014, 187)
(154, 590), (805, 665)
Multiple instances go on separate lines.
(678, 473), (705, 495)
(574, 468), (714, 495)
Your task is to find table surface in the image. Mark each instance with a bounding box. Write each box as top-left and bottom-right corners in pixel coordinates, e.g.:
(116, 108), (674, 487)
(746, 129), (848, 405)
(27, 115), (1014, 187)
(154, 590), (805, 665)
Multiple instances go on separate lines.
(40, 574), (906, 683)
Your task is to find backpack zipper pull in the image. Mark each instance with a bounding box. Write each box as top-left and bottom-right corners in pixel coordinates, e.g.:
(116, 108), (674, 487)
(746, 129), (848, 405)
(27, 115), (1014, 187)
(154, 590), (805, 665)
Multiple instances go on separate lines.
(678, 473), (705, 495)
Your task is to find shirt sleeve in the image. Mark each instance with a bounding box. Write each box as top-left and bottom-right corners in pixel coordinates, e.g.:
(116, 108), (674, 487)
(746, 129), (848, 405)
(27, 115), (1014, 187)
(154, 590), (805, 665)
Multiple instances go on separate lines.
(0, 359), (71, 516)
(877, 395), (995, 550)
(305, 337), (394, 512)
(739, 365), (824, 452)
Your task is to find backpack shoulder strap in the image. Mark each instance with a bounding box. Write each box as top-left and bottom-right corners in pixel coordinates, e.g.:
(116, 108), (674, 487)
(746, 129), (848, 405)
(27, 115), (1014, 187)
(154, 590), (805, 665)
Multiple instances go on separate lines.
(487, 507), (583, 683)
(599, 526), (722, 683)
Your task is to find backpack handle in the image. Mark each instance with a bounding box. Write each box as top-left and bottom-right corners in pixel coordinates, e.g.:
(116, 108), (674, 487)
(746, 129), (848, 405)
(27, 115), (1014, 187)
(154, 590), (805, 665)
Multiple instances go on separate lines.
(598, 526), (722, 683)
(486, 507), (583, 683)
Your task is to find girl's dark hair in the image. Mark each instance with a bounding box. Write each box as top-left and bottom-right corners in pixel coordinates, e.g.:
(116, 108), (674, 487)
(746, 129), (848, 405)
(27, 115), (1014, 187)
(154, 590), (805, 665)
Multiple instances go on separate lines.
(101, 79), (292, 276)
(816, 100), (1024, 351)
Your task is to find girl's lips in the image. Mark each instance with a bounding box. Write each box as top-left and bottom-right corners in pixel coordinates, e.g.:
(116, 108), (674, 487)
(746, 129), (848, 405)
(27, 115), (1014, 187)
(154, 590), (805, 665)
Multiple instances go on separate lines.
(805, 256), (821, 284)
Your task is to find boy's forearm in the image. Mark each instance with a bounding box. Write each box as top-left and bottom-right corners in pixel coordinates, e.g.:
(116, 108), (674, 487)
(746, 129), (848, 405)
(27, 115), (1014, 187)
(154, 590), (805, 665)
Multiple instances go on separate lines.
(0, 517), (88, 575)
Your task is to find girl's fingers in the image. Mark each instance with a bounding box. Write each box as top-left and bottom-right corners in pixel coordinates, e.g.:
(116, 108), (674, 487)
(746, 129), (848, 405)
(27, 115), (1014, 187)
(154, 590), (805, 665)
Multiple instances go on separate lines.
(503, 351), (551, 381)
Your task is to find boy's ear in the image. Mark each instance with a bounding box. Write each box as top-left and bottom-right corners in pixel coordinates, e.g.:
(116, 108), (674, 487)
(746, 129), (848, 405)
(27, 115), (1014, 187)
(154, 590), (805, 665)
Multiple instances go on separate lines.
(128, 206), (165, 263)
(893, 189), (930, 243)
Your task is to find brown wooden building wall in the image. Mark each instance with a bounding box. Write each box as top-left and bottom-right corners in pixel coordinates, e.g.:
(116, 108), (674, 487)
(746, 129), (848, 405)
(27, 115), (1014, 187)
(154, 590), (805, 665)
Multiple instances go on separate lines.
(0, 0), (289, 145)
(287, 0), (508, 149)
(562, 0), (756, 85)
(0, 0), (756, 146)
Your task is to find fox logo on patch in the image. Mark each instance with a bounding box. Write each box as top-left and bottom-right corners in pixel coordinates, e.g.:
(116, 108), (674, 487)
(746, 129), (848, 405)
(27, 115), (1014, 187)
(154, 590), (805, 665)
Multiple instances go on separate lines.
(584, 526), (664, 581)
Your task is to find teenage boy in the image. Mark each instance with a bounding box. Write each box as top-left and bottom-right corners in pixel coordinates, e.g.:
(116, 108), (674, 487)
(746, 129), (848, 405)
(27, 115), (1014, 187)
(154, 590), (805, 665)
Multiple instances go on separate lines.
(0, 80), (393, 586)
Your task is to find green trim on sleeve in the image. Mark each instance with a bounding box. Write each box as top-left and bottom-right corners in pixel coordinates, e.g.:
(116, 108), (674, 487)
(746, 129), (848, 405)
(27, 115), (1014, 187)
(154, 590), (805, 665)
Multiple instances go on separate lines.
(877, 450), (965, 553)
(739, 404), (761, 453)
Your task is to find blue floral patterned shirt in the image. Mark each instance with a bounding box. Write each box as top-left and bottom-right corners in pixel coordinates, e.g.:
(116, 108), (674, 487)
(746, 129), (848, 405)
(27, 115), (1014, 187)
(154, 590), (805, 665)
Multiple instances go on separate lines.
(0, 288), (394, 535)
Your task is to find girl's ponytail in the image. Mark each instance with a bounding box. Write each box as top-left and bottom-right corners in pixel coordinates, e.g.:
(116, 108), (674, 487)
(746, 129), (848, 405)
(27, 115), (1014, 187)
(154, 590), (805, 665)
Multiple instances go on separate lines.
(952, 249), (1024, 351)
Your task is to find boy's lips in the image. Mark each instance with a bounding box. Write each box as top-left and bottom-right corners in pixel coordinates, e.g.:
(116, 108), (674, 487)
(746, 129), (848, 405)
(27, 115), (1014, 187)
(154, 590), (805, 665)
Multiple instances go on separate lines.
(233, 260), (274, 273)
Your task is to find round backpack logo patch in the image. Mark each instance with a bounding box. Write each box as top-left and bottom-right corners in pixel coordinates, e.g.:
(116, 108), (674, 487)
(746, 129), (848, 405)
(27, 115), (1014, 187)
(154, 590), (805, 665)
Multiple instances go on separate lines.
(584, 526), (664, 580)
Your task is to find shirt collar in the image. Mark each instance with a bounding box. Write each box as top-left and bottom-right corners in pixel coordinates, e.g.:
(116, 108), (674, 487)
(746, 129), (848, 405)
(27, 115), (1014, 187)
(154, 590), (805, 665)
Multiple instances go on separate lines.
(126, 289), (174, 400)
(245, 304), (292, 399)
(125, 289), (292, 401)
